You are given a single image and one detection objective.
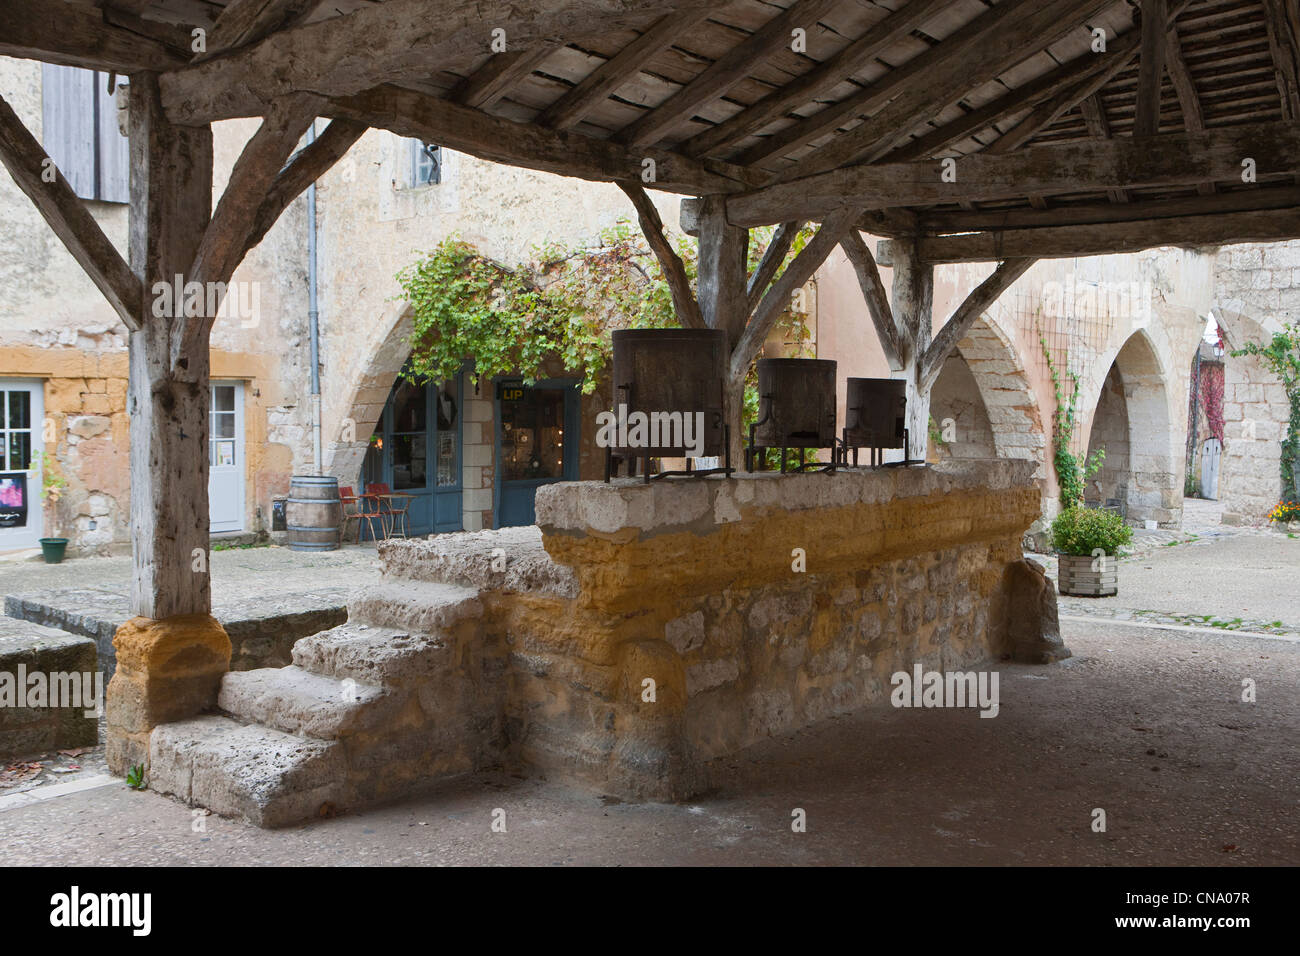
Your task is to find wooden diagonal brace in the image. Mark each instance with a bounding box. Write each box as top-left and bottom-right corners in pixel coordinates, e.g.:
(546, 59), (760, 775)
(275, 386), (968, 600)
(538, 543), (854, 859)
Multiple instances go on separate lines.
(920, 258), (1036, 390)
(0, 93), (142, 330)
(747, 221), (804, 315)
(840, 229), (904, 371)
(618, 181), (705, 330)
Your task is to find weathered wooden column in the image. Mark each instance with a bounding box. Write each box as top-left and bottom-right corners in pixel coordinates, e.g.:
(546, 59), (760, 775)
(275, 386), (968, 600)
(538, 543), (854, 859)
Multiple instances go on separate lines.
(694, 196), (750, 463)
(890, 237), (935, 463)
(105, 75), (231, 775)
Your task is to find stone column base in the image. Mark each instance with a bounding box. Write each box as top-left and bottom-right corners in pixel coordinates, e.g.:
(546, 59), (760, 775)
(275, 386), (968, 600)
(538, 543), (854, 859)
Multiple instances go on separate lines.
(106, 614), (231, 775)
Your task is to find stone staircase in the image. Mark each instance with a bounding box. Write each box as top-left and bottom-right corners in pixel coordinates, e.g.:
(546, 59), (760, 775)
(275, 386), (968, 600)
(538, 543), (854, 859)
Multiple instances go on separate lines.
(147, 580), (505, 827)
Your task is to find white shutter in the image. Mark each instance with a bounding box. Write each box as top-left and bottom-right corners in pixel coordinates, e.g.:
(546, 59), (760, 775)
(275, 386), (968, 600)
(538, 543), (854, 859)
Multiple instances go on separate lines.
(40, 64), (96, 199)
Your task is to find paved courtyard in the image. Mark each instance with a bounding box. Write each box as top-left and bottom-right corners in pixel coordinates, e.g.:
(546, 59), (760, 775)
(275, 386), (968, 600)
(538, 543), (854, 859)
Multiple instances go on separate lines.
(1, 508), (1296, 865)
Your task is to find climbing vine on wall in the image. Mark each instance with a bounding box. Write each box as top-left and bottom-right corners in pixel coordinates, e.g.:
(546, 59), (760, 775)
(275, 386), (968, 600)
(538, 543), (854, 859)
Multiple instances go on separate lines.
(1231, 323), (1300, 501)
(1199, 362), (1225, 444)
(1039, 328), (1105, 508)
(395, 222), (814, 405)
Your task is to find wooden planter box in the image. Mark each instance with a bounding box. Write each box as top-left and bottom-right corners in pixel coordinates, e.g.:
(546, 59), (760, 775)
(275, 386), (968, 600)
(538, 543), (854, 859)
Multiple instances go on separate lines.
(1058, 553), (1118, 597)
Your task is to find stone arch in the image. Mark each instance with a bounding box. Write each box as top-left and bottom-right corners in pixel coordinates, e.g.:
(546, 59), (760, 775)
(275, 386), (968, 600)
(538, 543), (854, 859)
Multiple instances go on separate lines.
(323, 300), (414, 485)
(1211, 304), (1289, 524)
(942, 313), (1047, 476)
(1083, 329), (1179, 526)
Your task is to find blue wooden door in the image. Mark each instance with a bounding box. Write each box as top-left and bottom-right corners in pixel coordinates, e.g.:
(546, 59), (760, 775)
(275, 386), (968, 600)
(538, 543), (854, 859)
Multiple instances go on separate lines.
(362, 373), (463, 537)
(495, 379), (579, 527)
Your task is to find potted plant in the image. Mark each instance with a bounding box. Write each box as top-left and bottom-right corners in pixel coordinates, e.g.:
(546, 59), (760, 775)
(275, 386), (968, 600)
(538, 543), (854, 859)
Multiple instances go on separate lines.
(32, 450), (69, 564)
(1268, 500), (1300, 529)
(1051, 506), (1133, 597)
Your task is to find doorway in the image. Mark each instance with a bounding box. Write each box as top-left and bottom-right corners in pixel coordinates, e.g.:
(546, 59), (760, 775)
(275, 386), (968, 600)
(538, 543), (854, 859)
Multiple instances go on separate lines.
(0, 380), (44, 550)
(209, 381), (245, 533)
(362, 373), (464, 536)
(494, 378), (579, 527)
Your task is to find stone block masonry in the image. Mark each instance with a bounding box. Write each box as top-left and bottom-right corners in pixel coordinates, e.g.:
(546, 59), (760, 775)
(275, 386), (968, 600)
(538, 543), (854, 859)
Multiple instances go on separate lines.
(0, 617), (98, 759)
(141, 461), (1060, 823)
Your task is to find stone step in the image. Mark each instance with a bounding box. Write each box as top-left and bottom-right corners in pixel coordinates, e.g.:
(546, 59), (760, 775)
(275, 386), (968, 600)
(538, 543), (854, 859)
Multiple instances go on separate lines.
(291, 621), (451, 686)
(149, 715), (346, 828)
(347, 579), (484, 634)
(217, 666), (399, 740)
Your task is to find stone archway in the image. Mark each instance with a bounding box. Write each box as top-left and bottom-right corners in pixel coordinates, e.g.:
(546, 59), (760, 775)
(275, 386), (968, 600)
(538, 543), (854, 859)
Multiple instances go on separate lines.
(1083, 330), (1179, 526)
(943, 314), (1047, 476)
(322, 300), (414, 486)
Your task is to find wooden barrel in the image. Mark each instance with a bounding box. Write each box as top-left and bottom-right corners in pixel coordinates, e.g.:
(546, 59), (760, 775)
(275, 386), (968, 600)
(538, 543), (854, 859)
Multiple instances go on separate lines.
(286, 475), (341, 551)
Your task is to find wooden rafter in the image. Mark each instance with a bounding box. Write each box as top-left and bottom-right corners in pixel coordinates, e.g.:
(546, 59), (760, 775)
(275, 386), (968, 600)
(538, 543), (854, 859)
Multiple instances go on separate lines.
(1079, 94), (1129, 202)
(729, 210), (858, 381)
(725, 121), (1300, 226)
(453, 44), (563, 111)
(615, 0), (840, 149)
(538, 10), (712, 130)
(159, 0), (716, 124)
(203, 0), (322, 57)
(1164, 22), (1214, 194)
(772, 0), (1117, 180)
(921, 258), (1036, 388)
(0, 0), (188, 72)
(0, 93), (142, 330)
(1134, 0), (1169, 137)
(839, 229), (903, 372)
(680, 0), (950, 160)
(617, 181), (705, 330)
(1261, 0), (1300, 120)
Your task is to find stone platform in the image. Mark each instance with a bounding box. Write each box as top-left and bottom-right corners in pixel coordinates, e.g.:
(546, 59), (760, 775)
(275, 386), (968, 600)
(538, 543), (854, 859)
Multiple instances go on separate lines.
(137, 461), (1063, 826)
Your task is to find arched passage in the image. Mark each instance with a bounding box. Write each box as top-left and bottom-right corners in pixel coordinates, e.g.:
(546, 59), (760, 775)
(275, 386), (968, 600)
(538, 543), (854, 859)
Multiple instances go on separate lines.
(930, 313), (1046, 476)
(1084, 331), (1178, 525)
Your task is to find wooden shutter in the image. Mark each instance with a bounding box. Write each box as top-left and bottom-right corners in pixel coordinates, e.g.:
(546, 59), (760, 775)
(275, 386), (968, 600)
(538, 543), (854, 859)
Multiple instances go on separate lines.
(40, 63), (96, 199)
(96, 74), (129, 203)
(39, 66), (129, 203)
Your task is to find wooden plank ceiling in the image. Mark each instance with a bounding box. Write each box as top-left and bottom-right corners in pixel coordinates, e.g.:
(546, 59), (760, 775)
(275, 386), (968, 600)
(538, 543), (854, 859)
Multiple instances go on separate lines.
(3, 0), (1299, 257)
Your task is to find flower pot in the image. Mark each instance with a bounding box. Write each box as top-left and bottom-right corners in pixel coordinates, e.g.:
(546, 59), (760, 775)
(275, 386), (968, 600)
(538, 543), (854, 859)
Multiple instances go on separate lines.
(39, 537), (68, 564)
(1057, 552), (1117, 597)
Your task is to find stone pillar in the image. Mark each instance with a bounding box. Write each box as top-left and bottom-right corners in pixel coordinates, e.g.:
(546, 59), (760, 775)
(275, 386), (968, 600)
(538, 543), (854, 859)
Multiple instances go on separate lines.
(105, 75), (231, 774)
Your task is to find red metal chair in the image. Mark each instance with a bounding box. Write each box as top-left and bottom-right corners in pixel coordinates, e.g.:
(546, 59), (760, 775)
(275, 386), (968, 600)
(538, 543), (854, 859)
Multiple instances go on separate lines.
(339, 485), (363, 544)
(363, 482), (394, 540)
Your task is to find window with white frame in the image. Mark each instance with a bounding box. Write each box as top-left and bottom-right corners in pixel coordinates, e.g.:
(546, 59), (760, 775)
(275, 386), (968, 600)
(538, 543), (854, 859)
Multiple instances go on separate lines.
(409, 139), (442, 187)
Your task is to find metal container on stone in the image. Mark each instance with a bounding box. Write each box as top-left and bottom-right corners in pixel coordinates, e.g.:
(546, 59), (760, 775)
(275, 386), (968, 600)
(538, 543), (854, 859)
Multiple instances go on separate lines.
(753, 358), (838, 449)
(844, 377), (907, 449)
(609, 328), (728, 457)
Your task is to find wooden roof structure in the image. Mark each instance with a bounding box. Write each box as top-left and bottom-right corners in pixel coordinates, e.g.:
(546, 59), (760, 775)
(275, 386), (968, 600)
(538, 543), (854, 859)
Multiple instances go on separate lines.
(3, 0), (1297, 261)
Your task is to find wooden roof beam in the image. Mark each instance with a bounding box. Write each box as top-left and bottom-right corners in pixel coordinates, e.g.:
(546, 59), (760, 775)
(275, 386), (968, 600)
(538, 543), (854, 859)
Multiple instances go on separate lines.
(725, 121), (1300, 226)
(159, 0), (717, 124)
(1261, 0), (1300, 120)
(538, 10), (713, 130)
(681, 0), (951, 160)
(1079, 94), (1129, 202)
(202, 0), (323, 58)
(883, 208), (1300, 262)
(617, 182), (705, 330)
(452, 43), (564, 110)
(1134, 0), (1169, 137)
(1165, 21), (1214, 195)
(773, 0), (1117, 181)
(323, 84), (760, 196)
(0, 0), (189, 72)
(615, 0), (840, 149)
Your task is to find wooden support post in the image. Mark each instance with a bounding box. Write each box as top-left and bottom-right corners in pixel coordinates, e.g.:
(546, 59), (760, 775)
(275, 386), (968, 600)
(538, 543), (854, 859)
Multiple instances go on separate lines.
(695, 196), (750, 463)
(890, 238), (934, 463)
(106, 74), (231, 776)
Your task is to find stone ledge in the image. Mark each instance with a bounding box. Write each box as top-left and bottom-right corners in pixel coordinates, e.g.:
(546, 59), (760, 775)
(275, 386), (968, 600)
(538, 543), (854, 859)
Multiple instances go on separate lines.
(536, 459), (1036, 539)
(0, 616), (99, 759)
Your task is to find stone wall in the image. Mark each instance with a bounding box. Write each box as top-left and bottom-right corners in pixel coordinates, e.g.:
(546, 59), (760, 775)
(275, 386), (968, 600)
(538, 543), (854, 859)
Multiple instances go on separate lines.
(376, 461), (1060, 801)
(0, 617), (98, 759)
